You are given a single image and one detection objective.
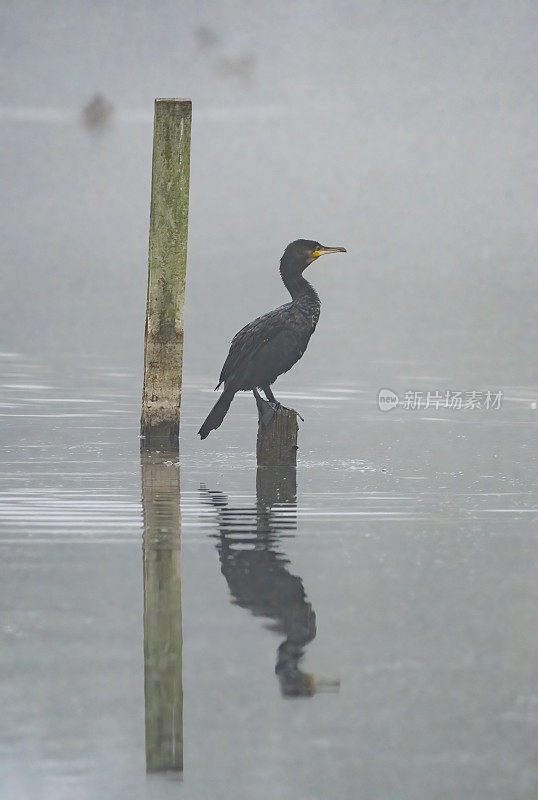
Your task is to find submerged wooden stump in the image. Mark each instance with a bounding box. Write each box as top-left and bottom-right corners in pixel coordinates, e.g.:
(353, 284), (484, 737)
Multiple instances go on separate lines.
(256, 464), (297, 506)
(256, 406), (299, 467)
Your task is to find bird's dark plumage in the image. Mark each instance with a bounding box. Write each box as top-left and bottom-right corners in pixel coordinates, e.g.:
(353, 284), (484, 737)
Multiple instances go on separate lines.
(198, 239), (346, 439)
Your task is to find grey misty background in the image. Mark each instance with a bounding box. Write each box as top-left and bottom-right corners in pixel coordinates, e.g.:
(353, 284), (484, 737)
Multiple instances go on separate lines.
(1, 0), (537, 384)
(1, 6), (537, 800)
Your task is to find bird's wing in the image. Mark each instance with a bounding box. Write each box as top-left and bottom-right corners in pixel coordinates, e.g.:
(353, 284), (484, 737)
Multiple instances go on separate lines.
(217, 303), (296, 388)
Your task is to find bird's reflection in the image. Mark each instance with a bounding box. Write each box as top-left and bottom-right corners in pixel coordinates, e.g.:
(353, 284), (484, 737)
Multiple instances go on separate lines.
(141, 451), (182, 772)
(201, 466), (338, 697)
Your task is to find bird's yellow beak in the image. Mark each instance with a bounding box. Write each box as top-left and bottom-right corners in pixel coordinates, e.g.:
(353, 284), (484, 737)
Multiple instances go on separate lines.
(305, 673), (341, 694)
(311, 245), (347, 260)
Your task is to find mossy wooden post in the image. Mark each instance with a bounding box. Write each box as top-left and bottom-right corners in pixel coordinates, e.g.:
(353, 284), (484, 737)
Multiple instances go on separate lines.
(141, 99), (191, 450)
(141, 451), (183, 772)
(257, 407), (299, 467)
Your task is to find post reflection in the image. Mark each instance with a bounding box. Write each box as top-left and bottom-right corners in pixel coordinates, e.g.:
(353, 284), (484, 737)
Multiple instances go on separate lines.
(201, 466), (339, 697)
(141, 451), (183, 772)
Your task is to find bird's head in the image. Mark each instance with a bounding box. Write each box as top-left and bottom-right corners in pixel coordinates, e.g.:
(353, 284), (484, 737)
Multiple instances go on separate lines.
(281, 239), (347, 273)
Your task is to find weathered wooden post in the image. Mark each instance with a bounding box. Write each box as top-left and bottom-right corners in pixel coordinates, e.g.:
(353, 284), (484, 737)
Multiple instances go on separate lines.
(141, 98), (191, 450)
(256, 463), (297, 506)
(141, 451), (183, 772)
(256, 407), (299, 467)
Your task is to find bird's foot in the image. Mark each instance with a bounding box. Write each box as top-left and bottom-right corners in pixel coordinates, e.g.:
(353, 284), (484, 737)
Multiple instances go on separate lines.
(255, 396), (278, 426)
(256, 395), (304, 425)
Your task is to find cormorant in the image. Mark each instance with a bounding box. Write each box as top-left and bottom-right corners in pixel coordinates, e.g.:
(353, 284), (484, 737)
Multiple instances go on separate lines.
(198, 239), (346, 439)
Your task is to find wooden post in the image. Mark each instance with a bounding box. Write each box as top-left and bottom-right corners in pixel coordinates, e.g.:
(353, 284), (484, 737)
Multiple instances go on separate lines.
(256, 407), (299, 467)
(141, 451), (183, 772)
(141, 99), (191, 450)
(256, 464), (297, 507)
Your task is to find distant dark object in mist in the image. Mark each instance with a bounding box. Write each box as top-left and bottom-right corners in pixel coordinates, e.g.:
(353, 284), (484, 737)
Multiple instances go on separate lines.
(194, 24), (220, 49)
(214, 53), (256, 81)
(82, 93), (114, 129)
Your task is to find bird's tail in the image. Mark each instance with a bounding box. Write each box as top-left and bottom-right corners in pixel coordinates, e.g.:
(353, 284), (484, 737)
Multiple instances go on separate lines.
(198, 386), (236, 439)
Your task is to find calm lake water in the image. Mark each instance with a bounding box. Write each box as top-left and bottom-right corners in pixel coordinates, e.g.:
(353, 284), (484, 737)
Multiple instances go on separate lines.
(2, 2), (538, 796)
(0, 349), (536, 800)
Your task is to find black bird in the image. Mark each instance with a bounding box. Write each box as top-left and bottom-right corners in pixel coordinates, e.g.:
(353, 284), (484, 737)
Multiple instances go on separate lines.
(198, 239), (346, 439)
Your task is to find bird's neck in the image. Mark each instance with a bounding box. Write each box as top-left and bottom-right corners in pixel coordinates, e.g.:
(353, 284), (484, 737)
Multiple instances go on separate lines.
(280, 268), (320, 306)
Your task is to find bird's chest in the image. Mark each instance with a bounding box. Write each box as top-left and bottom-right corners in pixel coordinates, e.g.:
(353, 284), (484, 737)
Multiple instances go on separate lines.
(292, 304), (320, 338)
(309, 306), (320, 330)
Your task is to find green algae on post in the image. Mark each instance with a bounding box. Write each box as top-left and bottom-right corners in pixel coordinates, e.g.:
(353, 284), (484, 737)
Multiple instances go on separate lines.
(141, 99), (191, 450)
